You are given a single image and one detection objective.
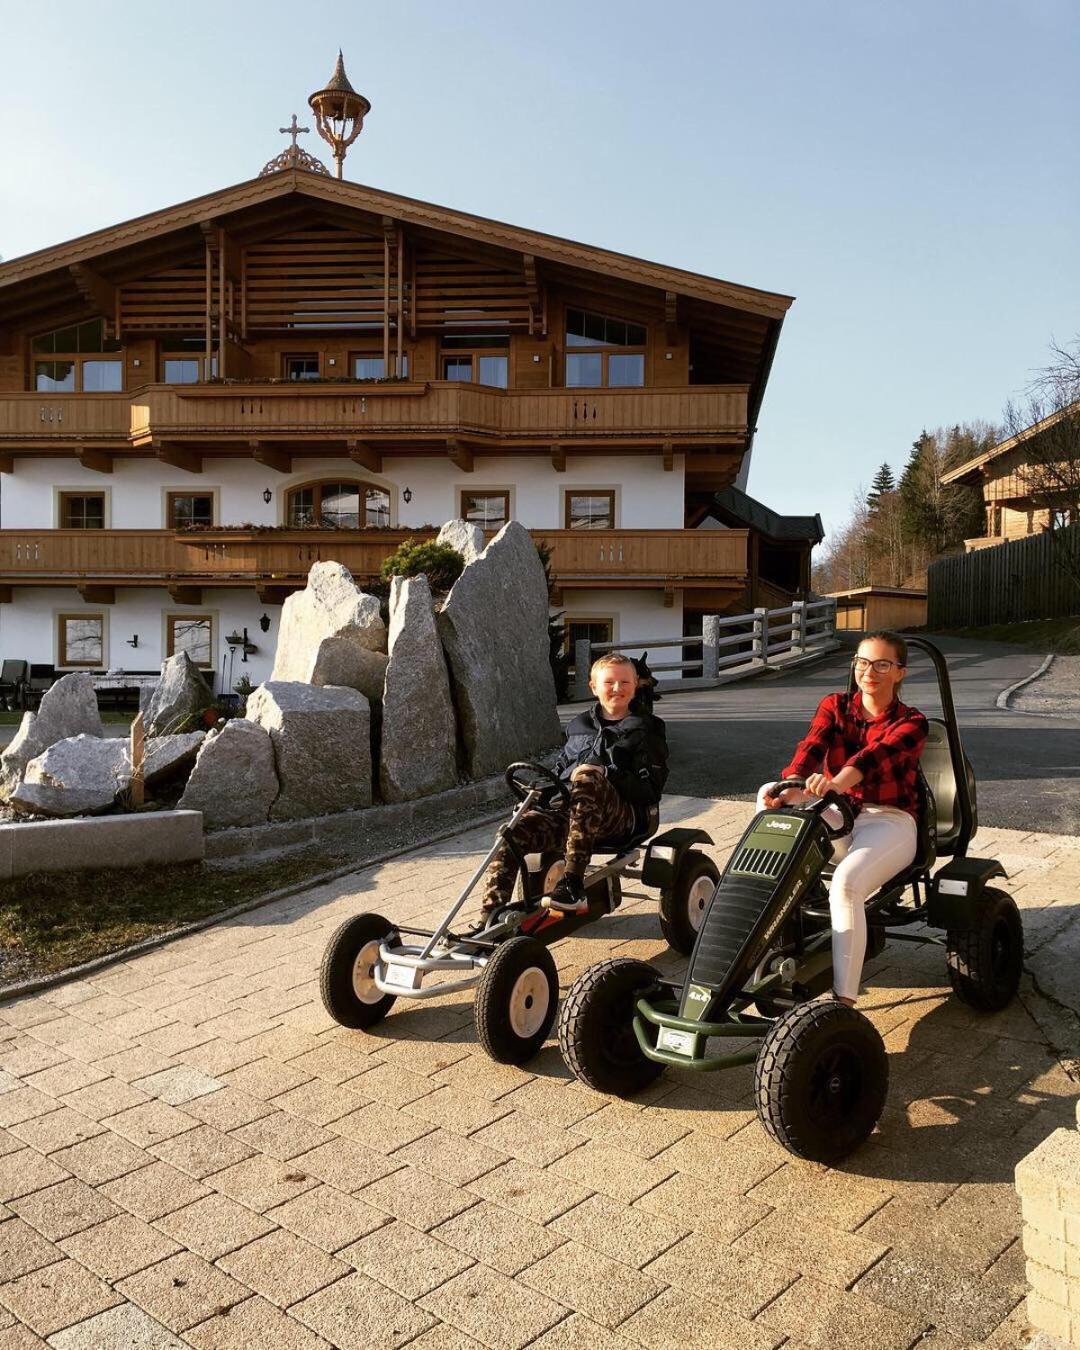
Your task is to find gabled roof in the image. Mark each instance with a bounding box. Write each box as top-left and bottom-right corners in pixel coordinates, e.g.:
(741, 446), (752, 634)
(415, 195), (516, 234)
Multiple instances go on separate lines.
(942, 402), (1080, 486)
(0, 167), (793, 320)
(708, 485), (824, 543)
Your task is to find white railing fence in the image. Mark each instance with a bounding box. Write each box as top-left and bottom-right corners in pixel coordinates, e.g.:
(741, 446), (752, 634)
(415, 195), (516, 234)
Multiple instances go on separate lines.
(571, 598), (838, 702)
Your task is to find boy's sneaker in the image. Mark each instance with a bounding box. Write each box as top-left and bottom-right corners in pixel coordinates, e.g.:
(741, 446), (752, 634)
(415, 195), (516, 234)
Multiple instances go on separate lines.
(541, 875), (589, 915)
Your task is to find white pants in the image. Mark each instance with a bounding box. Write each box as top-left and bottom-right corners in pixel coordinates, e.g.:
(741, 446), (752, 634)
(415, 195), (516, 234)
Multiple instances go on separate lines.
(755, 787), (917, 1001)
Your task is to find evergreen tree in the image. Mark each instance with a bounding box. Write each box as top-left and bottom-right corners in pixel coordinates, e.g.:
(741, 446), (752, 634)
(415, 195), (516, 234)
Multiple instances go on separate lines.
(866, 463), (896, 511)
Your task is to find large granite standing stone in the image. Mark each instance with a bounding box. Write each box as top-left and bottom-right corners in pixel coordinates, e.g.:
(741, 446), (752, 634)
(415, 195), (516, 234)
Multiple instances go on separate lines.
(437, 521), (562, 778)
(246, 681), (372, 821)
(12, 735), (130, 817)
(0, 672), (104, 799)
(143, 731), (206, 788)
(145, 653), (214, 737)
(179, 720), (278, 828)
(379, 575), (459, 803)
(271, 562), (388, 701)
(436, 518), (486, 565)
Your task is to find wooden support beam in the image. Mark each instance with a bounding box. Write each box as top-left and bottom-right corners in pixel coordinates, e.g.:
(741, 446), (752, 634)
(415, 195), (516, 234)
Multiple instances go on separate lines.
(155, 442), (202, 474)
(665, 291), (680, 345)
(250, 441), (291, 474)
(447, 438), (473, 473)
(662, 441), (674, 472)
(523, 254), (544, 335)
(167, 584), (203, 606)
(78, 447), (114, 475)
(551, 444), (566, 472)
(70, 264), (118, 327)
(0, 453), (14, 475)
(0, 586), (12, 604)
(347, 439), (382, 474)
(550, 586), (563, 607)
(256, 583), (294, 606)
(78, 584), (115, 605)
(663, 585), (676, 609)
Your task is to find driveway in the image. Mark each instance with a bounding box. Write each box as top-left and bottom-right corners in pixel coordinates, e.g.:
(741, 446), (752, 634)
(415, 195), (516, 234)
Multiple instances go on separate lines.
(645, 637), (1080, 836)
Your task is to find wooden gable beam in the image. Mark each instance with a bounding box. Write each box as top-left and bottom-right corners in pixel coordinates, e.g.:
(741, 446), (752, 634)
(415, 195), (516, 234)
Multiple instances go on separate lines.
(447, 438), (473, 473)
(0, 453), (14, 475)
(167, 584), (203, 605)
(250, 441), (291, 474)
(69, 265), (118, 332)
(155, 441), (202, 474)
(665, 292), (680, 345)
(0, 586), (12, 604)
(551, 444), (566, 472)
(662, 441), (674, 472)
(523, 254), (545, 335)
(257, 583), (294, 606)
(78, 584), (115, 604)
(347, 439), (382, 474)
(78, 447), (114, 475)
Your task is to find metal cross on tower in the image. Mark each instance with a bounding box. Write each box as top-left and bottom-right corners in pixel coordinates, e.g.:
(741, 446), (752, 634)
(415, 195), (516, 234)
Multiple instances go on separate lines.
(279, 114), (310, 149)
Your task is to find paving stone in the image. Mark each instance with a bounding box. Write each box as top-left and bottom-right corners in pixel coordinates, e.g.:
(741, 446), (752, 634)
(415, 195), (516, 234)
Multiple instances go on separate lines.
(338, 1218), (475, 1299)
(153, 1193), (276, 1262)
(519, 1241), (665, 1331)
(100, 1162), (212, 1221)
(0, 1090), (63, 1129)
(550, 1193), (687, 1269)
(184, 1293), (334, 1349)
(103, 1101), (201, 1149)
(0, 1320), (48, 1348)
(182, 1089), (275, 1133)
(420, 1265), (565, 1350)
(50, 1131), (153, 1185)
(8, 1108), (103, 1156)
(405, 1325), (487, 1350)
(60, 1079), (149, 1122)
(573, 1102), (691, 1159)
(205, 1155), (318, 1213)
(432, 1201), (565, 1277)
(287, 1138), (401, 1194)
(267, 1185), (389, 1253)
(0, 1258), (121, 1337)
(59, 1213), (182, 1281)
(0, 1149), (71, 1202)
(852, 1251), (1026, 1341)
(746, 1162), (893, 1232)
(287, 1044), (378, 1087)
(359, 1164), (476, 1231)
(857, 1194), (1016, 1272)
(178, 1041), (264, 1080)
(92, 1047), (173, 1083)
(270, 1080), (368, 1127)
(47, 1300), (188, 1348)
(138, 1023), (215, 1058)
(616, 1286), (778, 1350)
(757, 1275), (931, 1350)
(8, 1179), (120, 1241)
(656, 1127), (786, 1194)
(469, 1159), (592, 1225)
(131, 1067), (222, 1106)
(230, 1110), (335, 1162)
(549, 1140), (676, 1205)
(470, 1111), (584, 1167)
(217, 1228), (348, 1308)
(342, 1061), (437, 1108)
(733, 1209), (888, 1290)
(0, 1047), (69, 1081)
(0, 1219), (62, 1282)
(147, 1125), (256, 1180)
(292, 1271), (436, 1349)
(219, 1059), (312, 1101)
(643, 1236), (796, 1320)
(23, 1063), (107, 1100)
(431, 1056), (532, 1104)
(405, 1089), (513, 1139)
(333, 1101), (435, 1155)
(525, 1313), (635, 1349)
(395, 1128), (507, 1186)
(116, 1252), (249, 1332)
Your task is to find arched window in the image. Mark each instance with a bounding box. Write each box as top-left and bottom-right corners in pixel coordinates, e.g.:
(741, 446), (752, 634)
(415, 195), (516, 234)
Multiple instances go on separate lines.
(286, 480), (391, 529)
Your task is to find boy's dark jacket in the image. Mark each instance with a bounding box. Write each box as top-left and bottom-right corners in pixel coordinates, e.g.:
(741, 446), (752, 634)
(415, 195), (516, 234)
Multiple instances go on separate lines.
(554, 704), (669, 821)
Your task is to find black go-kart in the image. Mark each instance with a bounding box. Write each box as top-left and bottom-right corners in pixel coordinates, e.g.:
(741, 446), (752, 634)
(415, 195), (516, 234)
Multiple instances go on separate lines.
(558, 638), (1024, 1164)
(319, 760), (719, 1066)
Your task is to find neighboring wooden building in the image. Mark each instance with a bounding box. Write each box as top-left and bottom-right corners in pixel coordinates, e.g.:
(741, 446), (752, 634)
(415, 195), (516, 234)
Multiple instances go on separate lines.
(943, 403), (1080, 549)
(828, 586), (928, 632)
(0, 57), (808, 689)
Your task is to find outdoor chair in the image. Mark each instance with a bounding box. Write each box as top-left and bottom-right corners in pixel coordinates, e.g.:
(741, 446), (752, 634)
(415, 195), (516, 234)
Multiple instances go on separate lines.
(25, 664), (56, 710)
(0, 660), (29, 711)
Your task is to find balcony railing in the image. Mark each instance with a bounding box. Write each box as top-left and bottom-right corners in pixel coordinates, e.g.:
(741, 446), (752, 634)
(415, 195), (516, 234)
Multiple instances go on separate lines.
(0, 382), (749, 450)
(0, 527), (749, 590)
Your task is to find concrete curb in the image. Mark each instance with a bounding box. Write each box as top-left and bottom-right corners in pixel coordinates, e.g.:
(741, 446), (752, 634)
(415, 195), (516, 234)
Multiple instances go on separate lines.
(996, 653), (1055, 710)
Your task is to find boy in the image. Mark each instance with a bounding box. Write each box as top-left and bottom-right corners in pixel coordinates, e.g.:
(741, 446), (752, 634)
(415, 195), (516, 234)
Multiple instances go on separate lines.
(481, 652), (669, 917)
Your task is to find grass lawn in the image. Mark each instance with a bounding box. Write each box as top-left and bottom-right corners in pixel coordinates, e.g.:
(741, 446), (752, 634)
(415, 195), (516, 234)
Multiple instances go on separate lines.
(0, 847), (351, 984)
(0, 711), (134, 726)
(934, 618), (1080, 654)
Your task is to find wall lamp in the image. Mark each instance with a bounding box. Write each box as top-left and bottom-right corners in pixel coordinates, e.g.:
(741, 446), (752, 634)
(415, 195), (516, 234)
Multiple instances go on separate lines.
(262, 488), (273, 504)
(225, 628), (259, 663)
(402, 487), (413, 505)
(126, 634), (139, 648)
(259, 613), (271, 633)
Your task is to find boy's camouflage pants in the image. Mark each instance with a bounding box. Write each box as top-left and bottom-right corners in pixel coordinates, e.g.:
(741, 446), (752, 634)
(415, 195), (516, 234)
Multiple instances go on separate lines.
(483, 770), (636, 910)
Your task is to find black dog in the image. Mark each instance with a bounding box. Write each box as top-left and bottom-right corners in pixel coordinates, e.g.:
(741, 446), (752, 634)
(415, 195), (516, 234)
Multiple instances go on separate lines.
(631, 651), (662, 713)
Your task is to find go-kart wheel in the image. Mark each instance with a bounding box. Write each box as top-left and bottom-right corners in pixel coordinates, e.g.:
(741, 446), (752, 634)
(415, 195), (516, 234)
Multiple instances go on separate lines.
(558, 958), (665, 1097)
(945, 888), (1023, 1012)
(755, 999), (888, 1163)
(320, 913), (398, 1030)
(659, 851), (720, 955)
(475, 936), (559, 1065)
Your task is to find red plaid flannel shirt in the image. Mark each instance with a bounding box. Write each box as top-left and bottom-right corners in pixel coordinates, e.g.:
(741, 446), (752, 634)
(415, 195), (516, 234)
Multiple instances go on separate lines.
(781, 691), (929, 818)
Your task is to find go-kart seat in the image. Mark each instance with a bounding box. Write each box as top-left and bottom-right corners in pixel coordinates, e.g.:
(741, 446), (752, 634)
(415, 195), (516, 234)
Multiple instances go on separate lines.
(592, 804), (660, 857)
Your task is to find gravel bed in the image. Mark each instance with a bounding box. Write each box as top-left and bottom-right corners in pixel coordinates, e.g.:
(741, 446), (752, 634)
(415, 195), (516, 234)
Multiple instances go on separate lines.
(1012, 653), (1080, 718)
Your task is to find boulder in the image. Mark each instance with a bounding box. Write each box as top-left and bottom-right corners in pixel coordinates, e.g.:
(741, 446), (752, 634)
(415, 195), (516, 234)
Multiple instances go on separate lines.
(179, 720), (279, 829)
(436, 518), (486, 565)
(246, 681), (372, 821)
(379, 575), (459, 802)
(437, 521), (562, 778)
(145, 653), (214, 737)
(138, 681), (158, 720)
(12, 735), (130, 817)
(0, 672), (104, 798)
(143, 731), (206, 788)
(271, 561), (388, 700)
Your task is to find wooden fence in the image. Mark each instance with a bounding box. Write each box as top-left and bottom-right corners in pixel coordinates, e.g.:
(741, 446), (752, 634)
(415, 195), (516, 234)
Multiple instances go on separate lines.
(927, 525), (1080, 627)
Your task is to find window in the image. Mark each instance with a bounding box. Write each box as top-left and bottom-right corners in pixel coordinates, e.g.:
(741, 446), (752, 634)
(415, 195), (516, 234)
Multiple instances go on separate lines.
(439, 334), (509, 388)
(565, 491), (615, 530)
(161, 338), (216, 383)
(58, 614), (104, 668)
(32, 320), (123, 394)
(565, 618), (614, 667)
(59, 493), (105, 529)
(164, 358), (202, 384)
(1050, 508), (1076, 529)
(353, 354), (409, 380)
(286, 480), (391, 529)
(284, 354), (320, 381)
(564, 308), (646, 388)
(168, 494), (214, 529)
(167, 614), (213, 668)
(460, 491), (509, 530)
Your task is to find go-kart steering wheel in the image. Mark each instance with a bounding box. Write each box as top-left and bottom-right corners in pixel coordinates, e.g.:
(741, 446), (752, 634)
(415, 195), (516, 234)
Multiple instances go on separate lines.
(505, 760), (572, 808)
(770, 776), (856, 840)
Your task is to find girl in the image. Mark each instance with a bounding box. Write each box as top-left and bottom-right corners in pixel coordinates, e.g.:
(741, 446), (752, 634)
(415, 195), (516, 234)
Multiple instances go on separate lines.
(759, 631), (928, 1005)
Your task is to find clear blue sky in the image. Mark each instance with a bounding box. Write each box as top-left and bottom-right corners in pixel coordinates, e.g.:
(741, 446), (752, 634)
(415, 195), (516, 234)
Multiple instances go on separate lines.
(2, 0), (1077, 539)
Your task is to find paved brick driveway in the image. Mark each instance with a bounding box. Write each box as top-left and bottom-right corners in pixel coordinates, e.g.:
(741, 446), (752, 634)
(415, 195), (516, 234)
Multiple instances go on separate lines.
(0, 796), (1076, 1349)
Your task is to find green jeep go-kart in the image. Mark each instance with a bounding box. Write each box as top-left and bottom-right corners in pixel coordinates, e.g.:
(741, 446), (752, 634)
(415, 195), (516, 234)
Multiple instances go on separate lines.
(557, 638), (1024, 1164)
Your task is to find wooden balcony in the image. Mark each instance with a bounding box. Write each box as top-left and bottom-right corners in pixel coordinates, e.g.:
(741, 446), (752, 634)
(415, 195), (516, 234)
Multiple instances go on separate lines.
(0, 382), (749, 462)
(0, 527), (749, 603)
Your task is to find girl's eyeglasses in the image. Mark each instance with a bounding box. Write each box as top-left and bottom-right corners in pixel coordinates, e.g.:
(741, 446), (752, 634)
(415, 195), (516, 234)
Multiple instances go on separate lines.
(853, 657), (903, 673)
